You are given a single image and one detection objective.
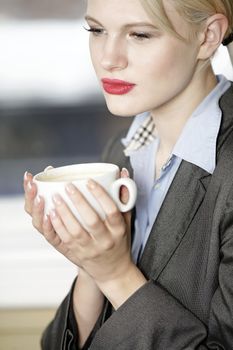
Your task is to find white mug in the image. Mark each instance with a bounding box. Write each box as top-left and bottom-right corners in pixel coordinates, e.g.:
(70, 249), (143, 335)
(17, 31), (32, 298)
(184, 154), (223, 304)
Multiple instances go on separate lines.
(33, 163), (137, 225)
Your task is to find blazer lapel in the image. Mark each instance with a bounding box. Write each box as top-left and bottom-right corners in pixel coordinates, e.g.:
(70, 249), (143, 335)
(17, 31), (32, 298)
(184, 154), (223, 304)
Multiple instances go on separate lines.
(138, 160), (210, 280)
(138, 85), (233, 280)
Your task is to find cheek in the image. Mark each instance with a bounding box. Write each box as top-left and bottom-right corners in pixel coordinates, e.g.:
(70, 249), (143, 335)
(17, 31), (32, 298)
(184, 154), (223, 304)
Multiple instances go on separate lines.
(140, 44), (197, 86)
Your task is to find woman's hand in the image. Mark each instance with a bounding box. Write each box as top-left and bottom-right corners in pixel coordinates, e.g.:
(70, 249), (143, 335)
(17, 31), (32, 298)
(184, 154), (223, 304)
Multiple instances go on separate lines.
(49, 168), (147, 308)
(24, 168), (146, 309)
(23, 170), (84, 266)
(24, 171), (70, 257)
(23, 168), (132, 270)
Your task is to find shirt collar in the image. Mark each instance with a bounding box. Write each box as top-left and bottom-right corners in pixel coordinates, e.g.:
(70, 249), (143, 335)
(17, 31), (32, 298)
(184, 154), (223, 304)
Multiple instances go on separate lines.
(173, 75), (230, 174)
(121, 111), (151, 149)
(122, 75), (231, 174)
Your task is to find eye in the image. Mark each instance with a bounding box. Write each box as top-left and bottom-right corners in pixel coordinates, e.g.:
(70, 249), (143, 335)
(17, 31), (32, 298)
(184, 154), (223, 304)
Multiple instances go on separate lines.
(83, 26), (105, 36)
(130, 32), (152, 40)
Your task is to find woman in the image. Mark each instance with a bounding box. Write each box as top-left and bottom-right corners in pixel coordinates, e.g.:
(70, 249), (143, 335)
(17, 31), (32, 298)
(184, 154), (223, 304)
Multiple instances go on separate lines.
(24, 0), (233, 349)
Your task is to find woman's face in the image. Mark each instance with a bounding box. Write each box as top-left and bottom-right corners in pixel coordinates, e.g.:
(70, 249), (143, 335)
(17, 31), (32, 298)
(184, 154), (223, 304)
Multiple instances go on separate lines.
(86, 0), (202, 117)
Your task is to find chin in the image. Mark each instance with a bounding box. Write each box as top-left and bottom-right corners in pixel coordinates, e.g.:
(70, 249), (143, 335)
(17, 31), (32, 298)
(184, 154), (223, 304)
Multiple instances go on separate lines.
(105, 100), (143, 118)
(107, 108), (135, 117)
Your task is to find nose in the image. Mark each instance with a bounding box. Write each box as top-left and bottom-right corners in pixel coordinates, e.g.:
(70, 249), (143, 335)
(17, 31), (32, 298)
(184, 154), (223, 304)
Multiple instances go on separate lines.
(100, 36), (128, 71)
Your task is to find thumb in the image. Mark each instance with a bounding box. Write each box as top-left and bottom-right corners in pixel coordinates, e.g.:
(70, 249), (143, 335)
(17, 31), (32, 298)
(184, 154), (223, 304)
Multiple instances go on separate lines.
(120, 168), (130, 204)
(120, 168), (132, 228)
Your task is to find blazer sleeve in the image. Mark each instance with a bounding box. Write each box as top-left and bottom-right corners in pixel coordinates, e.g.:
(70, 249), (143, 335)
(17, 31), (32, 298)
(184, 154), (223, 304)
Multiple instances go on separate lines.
(41, 276), (110, 350)
(41, 216), (233, 350)
(41, 278), (79, 350)
(85, 192), (233, 350)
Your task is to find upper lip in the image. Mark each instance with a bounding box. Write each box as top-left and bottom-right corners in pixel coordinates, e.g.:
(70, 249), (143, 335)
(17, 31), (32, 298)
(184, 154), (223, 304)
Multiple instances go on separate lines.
(101, 78), (135, 86)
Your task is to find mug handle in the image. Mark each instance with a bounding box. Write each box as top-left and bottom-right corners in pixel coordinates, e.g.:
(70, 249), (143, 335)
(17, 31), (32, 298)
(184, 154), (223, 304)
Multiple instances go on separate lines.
(110, 178), (137, 212)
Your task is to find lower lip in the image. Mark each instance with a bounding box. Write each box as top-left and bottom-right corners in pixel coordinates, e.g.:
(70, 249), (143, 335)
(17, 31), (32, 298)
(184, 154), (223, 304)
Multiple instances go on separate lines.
(102, 81), (135, 95)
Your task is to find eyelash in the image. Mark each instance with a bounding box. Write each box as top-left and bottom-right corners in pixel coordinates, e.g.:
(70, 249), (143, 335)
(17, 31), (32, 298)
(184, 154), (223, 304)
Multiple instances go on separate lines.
(84, 27), (105, 36)
(131, 32), (152, 40)
(84, 27), (152, 41)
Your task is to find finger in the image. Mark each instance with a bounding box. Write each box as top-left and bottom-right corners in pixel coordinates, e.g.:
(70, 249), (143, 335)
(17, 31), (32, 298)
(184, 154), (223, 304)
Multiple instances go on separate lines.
(120, 168), (132, 229)
(65, 183), (107, 237)
(23, 171), (33, 192)
(120, 168), (130, 204)
(42, 215), (75, 259)
(43, 214), (83, 268)
(31, 195), (45, 233)
(43, 214), (62, 247)
(51, 194), (91, 244)
(87, 180), (124, 228)
(49, 208), (72, 243)
(24, 172), (37, 214)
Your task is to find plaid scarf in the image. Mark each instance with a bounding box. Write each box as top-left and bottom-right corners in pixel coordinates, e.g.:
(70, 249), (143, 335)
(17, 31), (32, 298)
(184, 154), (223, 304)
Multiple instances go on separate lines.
(124, 115), (157, 156)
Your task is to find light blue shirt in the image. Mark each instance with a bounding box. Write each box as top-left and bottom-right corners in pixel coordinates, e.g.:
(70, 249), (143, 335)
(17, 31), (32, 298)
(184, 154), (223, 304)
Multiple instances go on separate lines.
(122, 75), (231, 263)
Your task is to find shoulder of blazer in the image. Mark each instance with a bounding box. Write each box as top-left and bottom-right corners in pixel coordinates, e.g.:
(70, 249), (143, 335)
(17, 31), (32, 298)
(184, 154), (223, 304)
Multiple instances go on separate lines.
(217, 83), (233, 154)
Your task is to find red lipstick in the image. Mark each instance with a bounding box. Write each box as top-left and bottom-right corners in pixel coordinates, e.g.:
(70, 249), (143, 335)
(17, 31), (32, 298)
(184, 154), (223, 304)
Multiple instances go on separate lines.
(101, 78), (136, 95)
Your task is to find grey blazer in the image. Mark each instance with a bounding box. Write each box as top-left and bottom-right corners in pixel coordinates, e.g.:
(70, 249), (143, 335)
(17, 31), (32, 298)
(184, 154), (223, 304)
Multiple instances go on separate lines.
(42, 85), (233, 350)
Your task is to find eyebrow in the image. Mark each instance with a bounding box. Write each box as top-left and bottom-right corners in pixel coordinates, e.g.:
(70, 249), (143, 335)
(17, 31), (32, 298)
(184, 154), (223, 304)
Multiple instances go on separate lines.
(85, 15), (158, 30)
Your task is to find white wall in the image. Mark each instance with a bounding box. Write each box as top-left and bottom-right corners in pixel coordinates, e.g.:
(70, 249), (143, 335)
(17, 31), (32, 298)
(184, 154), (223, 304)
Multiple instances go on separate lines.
(0, 20), (102, 106)
(0, 196), (77, 308)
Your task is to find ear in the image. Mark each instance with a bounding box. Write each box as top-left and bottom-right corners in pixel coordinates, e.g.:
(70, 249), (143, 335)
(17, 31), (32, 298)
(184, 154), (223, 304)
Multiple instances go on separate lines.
(197, 14), (229, 60)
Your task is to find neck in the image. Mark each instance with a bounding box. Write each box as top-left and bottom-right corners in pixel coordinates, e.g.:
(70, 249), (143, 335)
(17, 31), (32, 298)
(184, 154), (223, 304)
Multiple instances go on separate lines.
(151, 66), (217, 155)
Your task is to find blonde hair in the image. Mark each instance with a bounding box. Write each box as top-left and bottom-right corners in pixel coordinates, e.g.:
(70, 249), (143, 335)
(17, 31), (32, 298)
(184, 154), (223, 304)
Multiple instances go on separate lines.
(139, 0), (233, 42)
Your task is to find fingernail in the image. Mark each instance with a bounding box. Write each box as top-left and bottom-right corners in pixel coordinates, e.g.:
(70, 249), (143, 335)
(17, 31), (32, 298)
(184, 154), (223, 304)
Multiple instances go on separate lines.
(24, 171), (28, 181)
(121, 168), (129, 177)
(66, 183), (76, 195)
(43, 214), (51, 225)
(87, 179), (96, 190)
(52, 194), (62, 206)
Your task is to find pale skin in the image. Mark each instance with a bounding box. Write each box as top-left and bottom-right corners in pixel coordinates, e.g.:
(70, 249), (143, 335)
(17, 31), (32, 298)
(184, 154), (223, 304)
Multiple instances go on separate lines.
(24, 0), (228, 347)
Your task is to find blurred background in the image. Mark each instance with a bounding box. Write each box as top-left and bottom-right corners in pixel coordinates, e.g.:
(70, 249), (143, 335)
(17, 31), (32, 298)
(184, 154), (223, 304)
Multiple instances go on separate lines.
(0, 1), (132, 349)
(0, 1), (232, 349)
